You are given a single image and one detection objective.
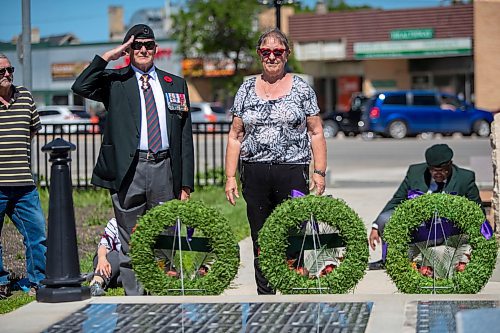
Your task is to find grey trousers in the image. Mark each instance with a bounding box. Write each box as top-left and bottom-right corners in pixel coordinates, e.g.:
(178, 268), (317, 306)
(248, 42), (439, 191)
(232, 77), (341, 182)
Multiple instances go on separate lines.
(111, 152), (175, 295)
(374, 209), (394, 236)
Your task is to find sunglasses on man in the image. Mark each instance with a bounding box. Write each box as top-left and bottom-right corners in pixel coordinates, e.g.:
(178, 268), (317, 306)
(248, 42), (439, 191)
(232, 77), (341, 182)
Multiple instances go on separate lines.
(257, 48), (286, 58)
(131, 41), (156, 51)
(0, 67), (14, 76)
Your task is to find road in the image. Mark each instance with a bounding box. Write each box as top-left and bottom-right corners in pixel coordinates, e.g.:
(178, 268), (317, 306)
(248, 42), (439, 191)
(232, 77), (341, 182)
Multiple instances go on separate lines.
(328, 134), (493, 188)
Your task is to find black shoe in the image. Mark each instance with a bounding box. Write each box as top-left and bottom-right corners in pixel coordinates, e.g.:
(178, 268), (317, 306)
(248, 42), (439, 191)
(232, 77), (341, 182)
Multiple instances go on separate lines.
(368, 260), (385, 270)
(0, 284), (12, 299)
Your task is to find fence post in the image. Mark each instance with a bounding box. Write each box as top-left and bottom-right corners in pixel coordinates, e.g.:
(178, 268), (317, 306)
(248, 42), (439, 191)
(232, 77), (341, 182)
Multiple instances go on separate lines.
(36, 138), (90, 302)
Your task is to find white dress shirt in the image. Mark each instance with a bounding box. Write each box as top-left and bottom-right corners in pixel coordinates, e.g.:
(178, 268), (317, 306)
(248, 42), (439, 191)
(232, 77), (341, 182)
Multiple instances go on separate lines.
(131, 64), (169, 151)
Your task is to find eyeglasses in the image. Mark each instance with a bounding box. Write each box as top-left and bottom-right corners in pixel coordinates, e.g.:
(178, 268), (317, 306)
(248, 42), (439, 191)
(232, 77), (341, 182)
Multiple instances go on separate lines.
(257, 48), (286, 58)
(131, 41), (156, 51)
(0, 67), (14, 76)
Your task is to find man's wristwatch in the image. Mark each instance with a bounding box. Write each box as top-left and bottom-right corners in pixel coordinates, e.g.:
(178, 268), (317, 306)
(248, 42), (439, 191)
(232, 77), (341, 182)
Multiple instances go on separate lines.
(313, 169), (326, 177)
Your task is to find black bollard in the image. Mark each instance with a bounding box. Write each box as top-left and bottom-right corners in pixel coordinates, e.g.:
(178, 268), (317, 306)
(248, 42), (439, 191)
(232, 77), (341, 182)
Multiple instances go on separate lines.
(37, 138), (90, 303)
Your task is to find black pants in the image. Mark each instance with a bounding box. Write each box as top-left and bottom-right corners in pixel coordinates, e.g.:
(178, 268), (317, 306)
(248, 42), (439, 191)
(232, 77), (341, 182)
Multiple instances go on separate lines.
(241, 162), (309, 295)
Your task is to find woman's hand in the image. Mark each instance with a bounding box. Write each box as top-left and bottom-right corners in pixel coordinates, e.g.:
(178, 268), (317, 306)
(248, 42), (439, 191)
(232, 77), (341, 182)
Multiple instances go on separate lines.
(310, 173), (325, 195)
(225, 176), (239, 205)
(180, 187), (191, 201)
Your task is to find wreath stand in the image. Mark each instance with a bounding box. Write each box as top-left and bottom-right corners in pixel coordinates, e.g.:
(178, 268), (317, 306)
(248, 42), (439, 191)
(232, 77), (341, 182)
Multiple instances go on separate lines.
(415, 211), (460, 294)
(154, 218), (212, 294)
(131, 200), (240, 296)
(259, 195), (369, 294)
(285, 214), (346, 293)
(384, 193), (498, 294)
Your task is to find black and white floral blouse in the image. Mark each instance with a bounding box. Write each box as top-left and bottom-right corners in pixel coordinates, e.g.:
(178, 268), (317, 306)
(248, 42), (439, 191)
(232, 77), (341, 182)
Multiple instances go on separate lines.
(230, 75), (320, 164)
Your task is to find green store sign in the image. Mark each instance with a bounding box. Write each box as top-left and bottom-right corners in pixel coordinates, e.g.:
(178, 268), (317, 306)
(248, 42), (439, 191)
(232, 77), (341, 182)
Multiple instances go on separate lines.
(390, 28), (434, 40)
(353, 37), (472, 59)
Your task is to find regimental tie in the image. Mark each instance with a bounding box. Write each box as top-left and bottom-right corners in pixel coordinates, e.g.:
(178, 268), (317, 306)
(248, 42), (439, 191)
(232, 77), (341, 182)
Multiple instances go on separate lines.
(140, 74), (162, 153)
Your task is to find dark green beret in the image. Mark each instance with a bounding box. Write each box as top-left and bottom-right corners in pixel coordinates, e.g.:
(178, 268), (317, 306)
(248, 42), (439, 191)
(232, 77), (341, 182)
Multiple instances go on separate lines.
(123, 24), (155, 44)
(425, 144), (454, 166)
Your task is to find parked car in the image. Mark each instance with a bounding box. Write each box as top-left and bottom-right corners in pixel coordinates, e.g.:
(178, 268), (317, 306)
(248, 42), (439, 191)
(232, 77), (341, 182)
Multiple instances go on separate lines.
(38, 105), (93, 134)
(321, 94), (368, 138)
(190, 102), (229, 123)
(359, 91), (493, 139)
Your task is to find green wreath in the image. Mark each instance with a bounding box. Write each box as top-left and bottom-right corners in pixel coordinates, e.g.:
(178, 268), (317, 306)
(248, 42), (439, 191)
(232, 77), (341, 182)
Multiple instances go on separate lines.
(258, 195), (369, 294)
(384, 193), (498, 294)
(130, 200), (240, 295)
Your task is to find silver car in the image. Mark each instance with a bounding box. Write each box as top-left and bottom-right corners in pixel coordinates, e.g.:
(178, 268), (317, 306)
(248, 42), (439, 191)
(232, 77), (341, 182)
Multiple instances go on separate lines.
(38, 105), (93, 134)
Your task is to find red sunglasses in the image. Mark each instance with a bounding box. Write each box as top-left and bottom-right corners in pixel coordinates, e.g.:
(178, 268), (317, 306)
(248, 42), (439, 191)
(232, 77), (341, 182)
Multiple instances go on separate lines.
(258, 48), (286, 58)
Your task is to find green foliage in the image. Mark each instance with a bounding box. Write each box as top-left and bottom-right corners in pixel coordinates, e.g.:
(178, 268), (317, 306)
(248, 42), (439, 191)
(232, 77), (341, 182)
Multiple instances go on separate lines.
(326, 0), (372, 11)
(173, 0), (260, 69)
(258, 195), (368, 294)
(192, 185), (248, 241)
(0, 291), (34, 314)
(384, 193), (498, 294)
(130, 200), (240, 295)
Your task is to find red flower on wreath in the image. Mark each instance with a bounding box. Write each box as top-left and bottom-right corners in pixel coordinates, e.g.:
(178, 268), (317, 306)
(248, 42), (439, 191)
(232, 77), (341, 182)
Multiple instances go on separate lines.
(164, 75), (173, 83)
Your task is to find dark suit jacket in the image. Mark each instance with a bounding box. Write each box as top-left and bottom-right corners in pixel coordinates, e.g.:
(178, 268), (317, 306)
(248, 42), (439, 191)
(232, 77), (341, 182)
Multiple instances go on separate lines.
(381, 162), (482, 213)
(72, 55), (194, 196)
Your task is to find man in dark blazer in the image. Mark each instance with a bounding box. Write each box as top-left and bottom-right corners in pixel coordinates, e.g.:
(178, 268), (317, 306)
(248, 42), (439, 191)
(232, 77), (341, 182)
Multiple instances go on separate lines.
(72, 24), (194, 295)
(368, 144), (483, 269)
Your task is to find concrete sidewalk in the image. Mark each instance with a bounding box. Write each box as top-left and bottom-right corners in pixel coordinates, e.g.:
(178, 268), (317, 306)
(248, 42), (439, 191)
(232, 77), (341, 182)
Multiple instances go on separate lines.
(2, 179), (500, 332)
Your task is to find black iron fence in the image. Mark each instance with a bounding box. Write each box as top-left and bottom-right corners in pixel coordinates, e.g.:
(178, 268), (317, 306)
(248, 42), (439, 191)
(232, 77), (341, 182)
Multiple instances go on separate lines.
(33, 122), (231, 189)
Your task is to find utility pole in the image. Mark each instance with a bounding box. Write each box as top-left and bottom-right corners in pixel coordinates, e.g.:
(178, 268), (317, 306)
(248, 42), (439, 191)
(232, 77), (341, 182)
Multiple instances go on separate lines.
(21, 0), (32, 90)
(258, 0), (298, 30)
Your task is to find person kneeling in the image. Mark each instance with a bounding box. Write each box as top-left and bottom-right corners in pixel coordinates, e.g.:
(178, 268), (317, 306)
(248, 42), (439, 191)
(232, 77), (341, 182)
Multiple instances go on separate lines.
(90, 218), (121, 296)
(368, 144), (483, 270)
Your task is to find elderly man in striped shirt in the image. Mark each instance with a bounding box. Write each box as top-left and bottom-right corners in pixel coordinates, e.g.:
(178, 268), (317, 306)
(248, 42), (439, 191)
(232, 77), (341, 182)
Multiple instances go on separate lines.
(0, 53), (46, 299)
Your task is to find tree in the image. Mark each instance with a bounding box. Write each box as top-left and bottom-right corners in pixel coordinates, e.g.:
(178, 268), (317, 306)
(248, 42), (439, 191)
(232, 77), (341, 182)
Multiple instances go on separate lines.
(173, 0), (261, 73)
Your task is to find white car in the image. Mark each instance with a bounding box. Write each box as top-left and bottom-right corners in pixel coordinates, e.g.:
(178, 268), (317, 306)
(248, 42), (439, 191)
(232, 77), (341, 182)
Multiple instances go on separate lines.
(38, 105), (93, 134)
(190, 102), (230, 123)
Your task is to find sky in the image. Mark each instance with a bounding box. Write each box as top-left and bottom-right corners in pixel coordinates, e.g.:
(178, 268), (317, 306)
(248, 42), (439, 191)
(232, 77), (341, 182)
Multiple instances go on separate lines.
(1, 0), (447, 43)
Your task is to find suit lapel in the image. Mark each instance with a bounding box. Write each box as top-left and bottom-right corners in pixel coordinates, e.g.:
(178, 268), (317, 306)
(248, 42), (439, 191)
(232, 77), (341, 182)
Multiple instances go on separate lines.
(157, 69), (174, 143)
(444, 165), (458, 192)
(122, 67), (141, 133)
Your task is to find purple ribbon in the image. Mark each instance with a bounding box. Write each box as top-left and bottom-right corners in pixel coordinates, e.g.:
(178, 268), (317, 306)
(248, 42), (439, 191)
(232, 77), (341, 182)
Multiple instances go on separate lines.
(481, 221), (493, 240)
(407, 189), (425, 199)
(291, 189), (306, 198)
(169, 225), (195, 242)
(407, 189), (491, 240)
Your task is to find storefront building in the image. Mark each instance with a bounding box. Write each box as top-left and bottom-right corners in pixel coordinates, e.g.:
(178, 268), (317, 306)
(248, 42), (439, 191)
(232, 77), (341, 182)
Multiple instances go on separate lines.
(289, 4), (479, 113)
(0, 40), (181, 110)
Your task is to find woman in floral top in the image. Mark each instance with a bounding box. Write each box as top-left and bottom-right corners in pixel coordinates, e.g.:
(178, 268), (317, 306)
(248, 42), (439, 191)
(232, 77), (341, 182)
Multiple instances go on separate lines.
(225, 28), (327, 295)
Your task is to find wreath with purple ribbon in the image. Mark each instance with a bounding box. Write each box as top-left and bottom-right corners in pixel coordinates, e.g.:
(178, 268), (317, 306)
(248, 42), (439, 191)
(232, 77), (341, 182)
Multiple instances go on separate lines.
(384, 192), (498, 294)
(258, 195), (369, 294)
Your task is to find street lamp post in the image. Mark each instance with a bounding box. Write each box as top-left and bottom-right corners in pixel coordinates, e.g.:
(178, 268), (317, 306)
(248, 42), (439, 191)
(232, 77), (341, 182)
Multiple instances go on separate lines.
(258, 0), (298, 30)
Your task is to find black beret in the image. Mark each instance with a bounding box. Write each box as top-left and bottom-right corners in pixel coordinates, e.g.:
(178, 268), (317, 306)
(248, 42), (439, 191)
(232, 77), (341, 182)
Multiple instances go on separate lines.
(123, 24), (155, 44)
(425, 144), (454, 167)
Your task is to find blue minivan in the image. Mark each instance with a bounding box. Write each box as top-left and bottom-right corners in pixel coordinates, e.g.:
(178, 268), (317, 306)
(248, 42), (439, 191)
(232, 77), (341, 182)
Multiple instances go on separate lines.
(359, 91), (493, 139)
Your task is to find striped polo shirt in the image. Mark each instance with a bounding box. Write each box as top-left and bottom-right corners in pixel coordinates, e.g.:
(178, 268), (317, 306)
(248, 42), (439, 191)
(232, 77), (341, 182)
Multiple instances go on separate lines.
(0, 85), (41, 186)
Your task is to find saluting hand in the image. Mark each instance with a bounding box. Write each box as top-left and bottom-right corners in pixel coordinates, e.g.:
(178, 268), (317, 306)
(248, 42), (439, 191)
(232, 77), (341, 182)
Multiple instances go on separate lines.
(102, 36), (134, 62)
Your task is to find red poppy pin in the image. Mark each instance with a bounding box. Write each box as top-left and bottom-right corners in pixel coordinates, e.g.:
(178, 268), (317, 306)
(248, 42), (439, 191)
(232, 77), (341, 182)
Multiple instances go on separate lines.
(163, 75), (173, 83)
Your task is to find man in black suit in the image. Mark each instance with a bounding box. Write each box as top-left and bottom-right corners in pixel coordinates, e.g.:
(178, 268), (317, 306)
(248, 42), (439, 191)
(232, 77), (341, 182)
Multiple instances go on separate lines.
(72, 24), (194, 295)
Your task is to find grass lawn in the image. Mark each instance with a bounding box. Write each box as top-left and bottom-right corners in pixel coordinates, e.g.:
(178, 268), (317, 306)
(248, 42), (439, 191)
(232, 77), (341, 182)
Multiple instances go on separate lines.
(0, 185), (248, 314)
